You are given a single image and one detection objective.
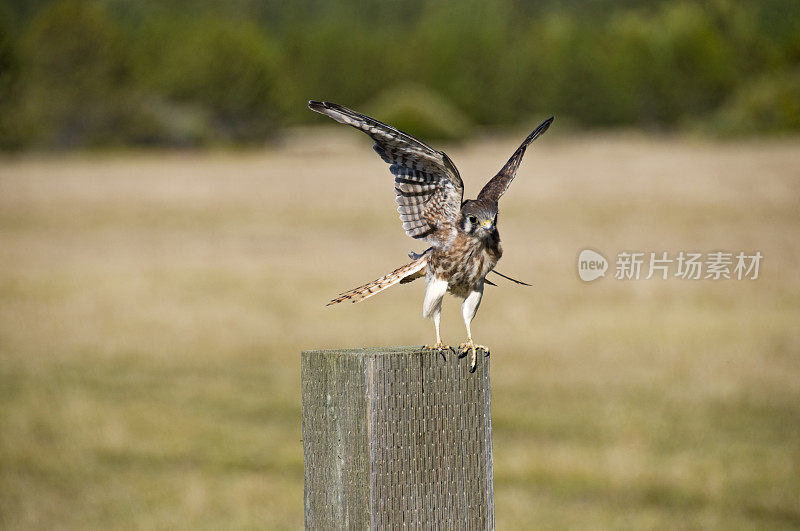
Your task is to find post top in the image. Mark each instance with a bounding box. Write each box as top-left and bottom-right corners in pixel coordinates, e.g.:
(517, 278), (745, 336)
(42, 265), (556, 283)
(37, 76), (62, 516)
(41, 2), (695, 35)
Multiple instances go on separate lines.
(301, 346), (426, 356)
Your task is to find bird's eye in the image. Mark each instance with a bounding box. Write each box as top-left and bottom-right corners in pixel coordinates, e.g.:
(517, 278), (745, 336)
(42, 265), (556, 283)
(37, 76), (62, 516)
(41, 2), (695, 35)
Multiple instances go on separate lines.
(468, 216), (477, 224)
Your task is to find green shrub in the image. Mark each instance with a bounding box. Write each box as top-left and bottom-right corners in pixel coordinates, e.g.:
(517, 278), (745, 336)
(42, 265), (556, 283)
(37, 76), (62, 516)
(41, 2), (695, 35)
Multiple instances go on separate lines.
(410, 0), (522, 126)
(5, 0), (136, 148)
(0, 7), (22, 149)
(277, 17), (403, 123)
(711, 70), (800, 135)
(366, 84), (472, 142)
(133, 14), (280, 144)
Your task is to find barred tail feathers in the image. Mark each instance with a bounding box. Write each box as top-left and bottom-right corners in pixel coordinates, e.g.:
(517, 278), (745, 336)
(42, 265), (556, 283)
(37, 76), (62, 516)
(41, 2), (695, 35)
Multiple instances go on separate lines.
(327, 256), (428, 305)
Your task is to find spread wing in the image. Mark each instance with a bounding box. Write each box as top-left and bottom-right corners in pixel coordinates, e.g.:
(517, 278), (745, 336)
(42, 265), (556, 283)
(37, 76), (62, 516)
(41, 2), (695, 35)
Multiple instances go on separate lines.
(477, 116), (553, 202)
(309, 101), (464, 243)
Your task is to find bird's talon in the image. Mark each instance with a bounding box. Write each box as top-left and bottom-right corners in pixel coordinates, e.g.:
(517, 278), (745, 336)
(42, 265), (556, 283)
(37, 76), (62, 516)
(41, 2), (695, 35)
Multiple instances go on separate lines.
(457, 341), (489, 370)
(424, 342), (453, 356)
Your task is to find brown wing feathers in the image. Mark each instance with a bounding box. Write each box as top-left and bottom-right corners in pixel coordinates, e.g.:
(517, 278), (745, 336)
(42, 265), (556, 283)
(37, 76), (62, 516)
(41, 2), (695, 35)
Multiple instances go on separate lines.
(327, 255), (428, 305)
(478, 116), (554, 202)
(308, 101), (464, 243)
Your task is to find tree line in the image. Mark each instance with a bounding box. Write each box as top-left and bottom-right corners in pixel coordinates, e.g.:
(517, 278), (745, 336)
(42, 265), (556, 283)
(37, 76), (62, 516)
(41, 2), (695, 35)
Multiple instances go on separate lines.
(1, 0), (798, 149)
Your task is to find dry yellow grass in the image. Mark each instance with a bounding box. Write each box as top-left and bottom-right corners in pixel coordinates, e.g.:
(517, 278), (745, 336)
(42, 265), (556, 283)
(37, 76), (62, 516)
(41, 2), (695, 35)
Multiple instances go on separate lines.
(1, 132), (799, 528)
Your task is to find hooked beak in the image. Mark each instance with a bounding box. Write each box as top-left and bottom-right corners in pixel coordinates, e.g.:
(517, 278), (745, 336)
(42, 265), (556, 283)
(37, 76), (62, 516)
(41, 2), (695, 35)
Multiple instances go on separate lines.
(481, 219), (494, 231)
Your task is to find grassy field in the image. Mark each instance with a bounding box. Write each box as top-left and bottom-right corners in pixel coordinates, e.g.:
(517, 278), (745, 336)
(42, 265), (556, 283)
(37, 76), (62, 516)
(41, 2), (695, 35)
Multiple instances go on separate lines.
(1, 132), (799, 529)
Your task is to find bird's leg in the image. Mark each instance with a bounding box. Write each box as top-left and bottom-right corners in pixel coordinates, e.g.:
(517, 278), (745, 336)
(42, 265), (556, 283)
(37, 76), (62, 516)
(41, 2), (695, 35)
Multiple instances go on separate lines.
(457, 325), (490, 372)
(458, 288), (489, 372)
(423, 277), (450, 353)
(424, 306), (446, 350)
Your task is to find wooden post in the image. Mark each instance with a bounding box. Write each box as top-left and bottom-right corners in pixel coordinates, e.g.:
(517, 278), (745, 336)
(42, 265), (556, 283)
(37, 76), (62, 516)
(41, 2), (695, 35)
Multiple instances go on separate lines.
(301, 346), (494, 529)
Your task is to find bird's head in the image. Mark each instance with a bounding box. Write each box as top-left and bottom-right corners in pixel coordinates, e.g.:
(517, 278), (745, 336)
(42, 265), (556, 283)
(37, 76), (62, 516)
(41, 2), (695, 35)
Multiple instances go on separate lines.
(460, 200), (498, 239)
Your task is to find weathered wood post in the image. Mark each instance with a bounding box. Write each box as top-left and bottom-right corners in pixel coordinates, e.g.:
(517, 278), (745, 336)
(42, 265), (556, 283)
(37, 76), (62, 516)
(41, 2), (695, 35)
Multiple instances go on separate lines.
(301, 346), (494, 529)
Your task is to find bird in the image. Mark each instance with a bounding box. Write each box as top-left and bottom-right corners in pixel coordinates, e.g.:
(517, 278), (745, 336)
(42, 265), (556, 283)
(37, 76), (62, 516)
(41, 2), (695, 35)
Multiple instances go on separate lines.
(309, 100), (552, 371)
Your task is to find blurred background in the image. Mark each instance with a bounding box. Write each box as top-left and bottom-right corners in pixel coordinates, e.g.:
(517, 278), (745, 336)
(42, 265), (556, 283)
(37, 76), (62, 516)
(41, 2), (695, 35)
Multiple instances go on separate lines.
(1, 0), (799, 529)
(2, 0), (800, 148)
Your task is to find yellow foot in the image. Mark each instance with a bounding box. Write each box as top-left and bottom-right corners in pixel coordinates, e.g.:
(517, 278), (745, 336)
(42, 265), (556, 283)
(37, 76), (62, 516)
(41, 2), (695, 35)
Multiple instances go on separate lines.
(458, 340), (490, 372)
(424, 341), (453, 360)
(424, 341), (452, 351)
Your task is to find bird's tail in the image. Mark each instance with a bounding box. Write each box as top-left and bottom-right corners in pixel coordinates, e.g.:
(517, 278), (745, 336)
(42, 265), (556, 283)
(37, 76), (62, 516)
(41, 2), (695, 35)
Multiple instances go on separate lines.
(327, 255), (428, 305)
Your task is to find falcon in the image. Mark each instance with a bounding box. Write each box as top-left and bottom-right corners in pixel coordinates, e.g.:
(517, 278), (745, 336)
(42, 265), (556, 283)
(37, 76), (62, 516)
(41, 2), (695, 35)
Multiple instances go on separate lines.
(310, 101), (552, 370)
